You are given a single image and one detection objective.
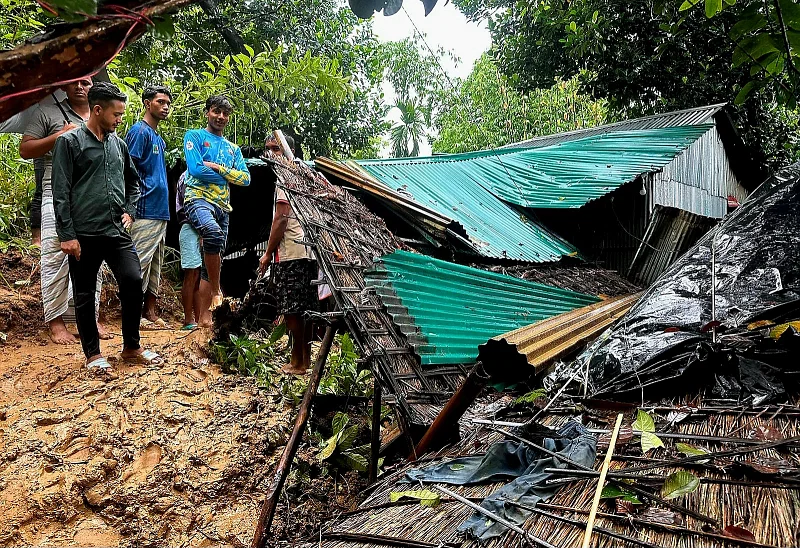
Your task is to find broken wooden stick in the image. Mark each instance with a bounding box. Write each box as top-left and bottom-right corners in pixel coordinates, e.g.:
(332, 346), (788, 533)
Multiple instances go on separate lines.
(251, 325), (337, 548)
(536, 503), (784, 548)
(432, 484), (557, 548)
(582, 413), (623, 548)
(507, 502), (663, 548)
(489, 426), (719, 526)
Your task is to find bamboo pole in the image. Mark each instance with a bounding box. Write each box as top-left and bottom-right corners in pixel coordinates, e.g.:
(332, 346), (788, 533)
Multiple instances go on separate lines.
(369, 380), (382, 483)
(432, 485), (557, 548)
(251, 326), (336, 548)
(582, 413), (623, 548)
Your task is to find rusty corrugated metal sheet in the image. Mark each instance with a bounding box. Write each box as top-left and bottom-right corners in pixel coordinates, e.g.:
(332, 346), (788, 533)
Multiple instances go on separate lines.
(478, 293), (640, 375)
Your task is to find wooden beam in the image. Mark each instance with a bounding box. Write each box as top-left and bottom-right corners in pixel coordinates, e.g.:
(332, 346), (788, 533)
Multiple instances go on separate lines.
(0, 0), (193, 123)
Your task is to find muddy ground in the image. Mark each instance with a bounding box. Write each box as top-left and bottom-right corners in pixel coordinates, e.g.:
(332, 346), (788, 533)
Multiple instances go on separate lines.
(0, 250), (365, 547)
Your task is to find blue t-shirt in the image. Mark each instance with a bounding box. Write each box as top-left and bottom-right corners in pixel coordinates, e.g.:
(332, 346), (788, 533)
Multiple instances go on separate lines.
(125, 120), (170, 220)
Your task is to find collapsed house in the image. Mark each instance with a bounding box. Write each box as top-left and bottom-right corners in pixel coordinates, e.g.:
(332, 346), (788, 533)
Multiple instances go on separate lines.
(318, 104), (758, 285)
(226, 108), (789, 546)
(291, 162), (800, 548)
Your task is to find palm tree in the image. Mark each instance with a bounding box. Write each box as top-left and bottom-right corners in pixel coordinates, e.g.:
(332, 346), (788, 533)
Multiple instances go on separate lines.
(390, 99), (426, 157)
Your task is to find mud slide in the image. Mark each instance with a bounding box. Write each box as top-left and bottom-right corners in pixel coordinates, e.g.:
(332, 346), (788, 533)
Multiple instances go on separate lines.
(0, 252), (362, 547)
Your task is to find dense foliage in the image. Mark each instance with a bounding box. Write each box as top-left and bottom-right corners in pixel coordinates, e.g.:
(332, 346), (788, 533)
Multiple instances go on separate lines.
(115, 0), (388, 158)
(433, 55), (607, 153)
(453, 0), (800, 169)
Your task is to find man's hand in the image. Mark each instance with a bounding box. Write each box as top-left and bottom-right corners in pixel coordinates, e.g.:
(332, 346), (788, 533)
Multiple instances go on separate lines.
(121, 213), (133, 230)
(259, 251), (272, 275)
(203, 161), (221, 172)
(61, 239), (81, 260)
(58, 122), (78, 135)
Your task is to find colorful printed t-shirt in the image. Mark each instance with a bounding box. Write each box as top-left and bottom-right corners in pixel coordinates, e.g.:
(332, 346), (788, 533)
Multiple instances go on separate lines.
(275, 188), (309, 262)
(183, 128), (250, 212)
(125, 120), (169, 220)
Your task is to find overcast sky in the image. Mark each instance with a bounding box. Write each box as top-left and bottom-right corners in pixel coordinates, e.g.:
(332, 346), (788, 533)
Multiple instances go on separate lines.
(371, 1), (491, 80)
(370, 1), (492, 155)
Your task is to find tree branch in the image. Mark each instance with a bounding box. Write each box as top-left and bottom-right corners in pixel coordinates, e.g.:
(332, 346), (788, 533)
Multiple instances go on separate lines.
(197, 0), (246, 54)
(773, 0), (800, 76)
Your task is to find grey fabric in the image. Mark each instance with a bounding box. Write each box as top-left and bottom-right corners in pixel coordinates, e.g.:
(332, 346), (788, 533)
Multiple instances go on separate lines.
(401, 421), (596, 541)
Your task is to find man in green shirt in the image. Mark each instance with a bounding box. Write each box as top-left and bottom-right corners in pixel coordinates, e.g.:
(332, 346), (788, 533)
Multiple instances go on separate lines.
(51, 82), (161, 370)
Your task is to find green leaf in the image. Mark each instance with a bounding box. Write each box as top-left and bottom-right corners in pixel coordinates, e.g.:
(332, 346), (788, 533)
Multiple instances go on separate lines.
(318, 434), (339, 461)
(730, 14), (766, 40)
(600, 484), (642, 504)
(679, 0), (702, 12)
(449, 463), (466, 471)
(633, 410), (656, 433)
(335, 450), (369, 472)
(389, 489), (441, 507)
(661, 471), (700, 499)
(641, 431), (665, 453)
(705, 0), (723, 18)
(332, 412), (350, 435)
(676, 443), (710, 463)
(151, 15), (175, 40)
(268, 322), (287, 344)
(733, 34), (781, 68)
(337, 424), (359, 452)
(735, 81), (758, 104)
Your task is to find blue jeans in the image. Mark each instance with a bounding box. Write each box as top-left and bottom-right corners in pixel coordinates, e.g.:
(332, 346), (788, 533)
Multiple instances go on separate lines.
(184, 199), (229, 255)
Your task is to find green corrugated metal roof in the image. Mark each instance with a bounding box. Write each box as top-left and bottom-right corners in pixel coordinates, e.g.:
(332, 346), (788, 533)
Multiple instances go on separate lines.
(360, 125), (712, 209)
(364, 251), (600, 365)
(355, 126), (712, 262)
(355, 160), (579, 263)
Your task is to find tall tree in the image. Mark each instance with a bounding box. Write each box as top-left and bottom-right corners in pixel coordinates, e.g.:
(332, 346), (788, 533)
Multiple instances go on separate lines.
(433, 54), (607, 153)
(390, 99), (427, 156)
(116, 0), (389, 158)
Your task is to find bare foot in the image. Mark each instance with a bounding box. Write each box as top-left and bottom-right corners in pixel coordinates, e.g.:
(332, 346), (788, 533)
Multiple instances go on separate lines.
(282, 364), (308, 375)
(31, 228), (41, 247)
(209, 292), (223, 311)
(97, 322), (113, 340)
(48, 318), (78, 345)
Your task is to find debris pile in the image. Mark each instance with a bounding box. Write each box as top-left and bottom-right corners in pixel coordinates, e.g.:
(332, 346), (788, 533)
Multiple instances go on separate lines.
(567, 164), (800, 402)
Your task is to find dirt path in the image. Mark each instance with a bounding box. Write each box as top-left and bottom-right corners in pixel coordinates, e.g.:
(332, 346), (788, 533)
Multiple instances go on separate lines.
(0, 324), (299, 547)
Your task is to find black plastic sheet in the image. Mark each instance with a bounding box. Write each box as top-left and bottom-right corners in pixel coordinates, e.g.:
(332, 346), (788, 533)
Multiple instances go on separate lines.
(569, 164), (800, 402)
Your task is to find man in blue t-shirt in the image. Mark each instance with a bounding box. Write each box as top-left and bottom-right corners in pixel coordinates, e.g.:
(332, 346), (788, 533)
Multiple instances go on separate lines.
(125, 86), (172, 328)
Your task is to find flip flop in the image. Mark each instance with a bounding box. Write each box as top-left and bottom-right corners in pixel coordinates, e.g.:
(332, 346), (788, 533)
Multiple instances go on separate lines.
(86, 356), (112, 370)
(181, 323), (198, 331)
(122, 349), (162, 365)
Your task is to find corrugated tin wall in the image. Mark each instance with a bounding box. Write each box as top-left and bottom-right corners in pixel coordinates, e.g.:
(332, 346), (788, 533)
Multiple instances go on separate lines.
(647, 126), (747, 219)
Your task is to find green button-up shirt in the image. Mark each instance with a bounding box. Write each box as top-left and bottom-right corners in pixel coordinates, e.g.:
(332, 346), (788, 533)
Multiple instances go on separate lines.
(52, 124), (141, 241)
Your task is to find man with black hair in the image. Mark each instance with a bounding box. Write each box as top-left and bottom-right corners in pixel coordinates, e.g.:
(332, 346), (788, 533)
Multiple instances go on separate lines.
(182, 95), (250, 313)
(125, 85), (172, 329)
(20, 78), (110, 345)
(52, 81), (160, 371)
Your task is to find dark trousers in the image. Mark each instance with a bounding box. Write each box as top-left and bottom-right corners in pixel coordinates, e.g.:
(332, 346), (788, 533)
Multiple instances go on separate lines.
(68, 234), (143, 359)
